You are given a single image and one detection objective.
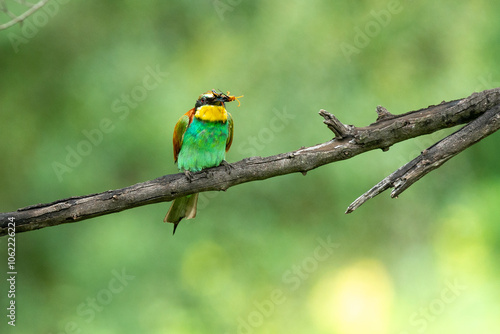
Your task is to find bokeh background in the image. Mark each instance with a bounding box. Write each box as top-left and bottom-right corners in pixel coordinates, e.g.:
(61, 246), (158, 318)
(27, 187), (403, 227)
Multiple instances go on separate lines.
(1, 0), (500, 333)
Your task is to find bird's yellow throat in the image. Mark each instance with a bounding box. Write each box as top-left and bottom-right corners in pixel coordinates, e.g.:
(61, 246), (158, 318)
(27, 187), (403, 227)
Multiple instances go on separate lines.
(194, 105), (228, 122)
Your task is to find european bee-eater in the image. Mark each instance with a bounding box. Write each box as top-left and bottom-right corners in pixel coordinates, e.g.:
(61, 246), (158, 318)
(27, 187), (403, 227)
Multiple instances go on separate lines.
(164, 89), (240, 234)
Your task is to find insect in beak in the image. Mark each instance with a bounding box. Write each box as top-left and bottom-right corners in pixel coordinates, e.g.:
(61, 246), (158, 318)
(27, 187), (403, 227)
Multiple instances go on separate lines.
(224, 91), (244, 107)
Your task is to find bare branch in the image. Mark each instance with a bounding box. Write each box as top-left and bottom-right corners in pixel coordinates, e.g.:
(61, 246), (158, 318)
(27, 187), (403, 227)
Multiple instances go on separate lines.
(346, 104), (500, 213)
(1, 88), (499, 237)
(319, 109), (354, 139)
(0, 0), (49, 30)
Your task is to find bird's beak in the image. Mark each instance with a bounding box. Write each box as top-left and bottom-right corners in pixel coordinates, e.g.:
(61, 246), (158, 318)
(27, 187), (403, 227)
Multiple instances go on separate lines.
(218, 92), (243, 107)
(218, 95), (234, 103)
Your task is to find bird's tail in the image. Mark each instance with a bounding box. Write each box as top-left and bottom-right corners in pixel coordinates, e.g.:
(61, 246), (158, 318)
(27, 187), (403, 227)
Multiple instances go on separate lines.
(164, 193), (199, 234)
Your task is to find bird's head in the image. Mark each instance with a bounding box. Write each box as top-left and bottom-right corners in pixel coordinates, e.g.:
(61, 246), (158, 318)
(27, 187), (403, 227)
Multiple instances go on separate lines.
(193, 89), (242, 122)
(195, 89), (242, 109)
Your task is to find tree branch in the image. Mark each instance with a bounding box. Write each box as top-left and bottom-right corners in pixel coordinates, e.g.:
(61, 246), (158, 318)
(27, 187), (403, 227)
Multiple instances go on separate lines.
(1, 88), (499, 237)
(346, 103), (500, 213)
(0, 0), (50, 30)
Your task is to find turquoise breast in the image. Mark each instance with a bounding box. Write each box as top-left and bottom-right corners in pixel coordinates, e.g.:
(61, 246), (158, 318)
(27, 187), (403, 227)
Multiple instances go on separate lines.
(177, 117), (229, 172)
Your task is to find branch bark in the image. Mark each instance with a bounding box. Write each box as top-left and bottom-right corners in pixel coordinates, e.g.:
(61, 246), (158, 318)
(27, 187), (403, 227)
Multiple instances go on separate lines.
(1, 88), (499, 237)
(346, 102), (500, 213)
(0, 0), (50, 30)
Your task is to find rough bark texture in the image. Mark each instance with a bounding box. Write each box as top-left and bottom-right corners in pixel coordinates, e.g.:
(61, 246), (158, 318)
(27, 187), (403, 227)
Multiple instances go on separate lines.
(346, 102), (500, 212)
(1, 88), (499, 237)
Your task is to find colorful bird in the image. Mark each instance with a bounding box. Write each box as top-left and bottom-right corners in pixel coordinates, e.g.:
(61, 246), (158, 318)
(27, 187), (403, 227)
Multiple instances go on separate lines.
(164, 89), (241, 234)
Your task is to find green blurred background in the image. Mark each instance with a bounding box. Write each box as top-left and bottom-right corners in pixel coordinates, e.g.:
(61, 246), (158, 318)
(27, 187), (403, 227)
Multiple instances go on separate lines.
(1, 0), (500, 333)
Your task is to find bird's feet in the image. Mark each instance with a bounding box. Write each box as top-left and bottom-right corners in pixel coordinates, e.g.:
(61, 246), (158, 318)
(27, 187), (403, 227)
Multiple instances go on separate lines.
(183, 170), (194, 182)
(220, 160), (234, 174)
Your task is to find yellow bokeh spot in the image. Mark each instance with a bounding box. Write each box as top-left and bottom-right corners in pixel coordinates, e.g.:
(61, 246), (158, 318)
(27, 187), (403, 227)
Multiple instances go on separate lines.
(308, 259), (394, 334)
(181, 241), (232, 295)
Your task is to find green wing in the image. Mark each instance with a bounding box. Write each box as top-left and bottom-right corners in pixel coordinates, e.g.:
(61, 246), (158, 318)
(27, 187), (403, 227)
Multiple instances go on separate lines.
(226, 112), (234, 152)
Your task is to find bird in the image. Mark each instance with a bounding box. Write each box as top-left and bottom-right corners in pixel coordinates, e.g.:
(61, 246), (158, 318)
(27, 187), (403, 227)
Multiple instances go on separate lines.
(164, 89), (241, 234)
